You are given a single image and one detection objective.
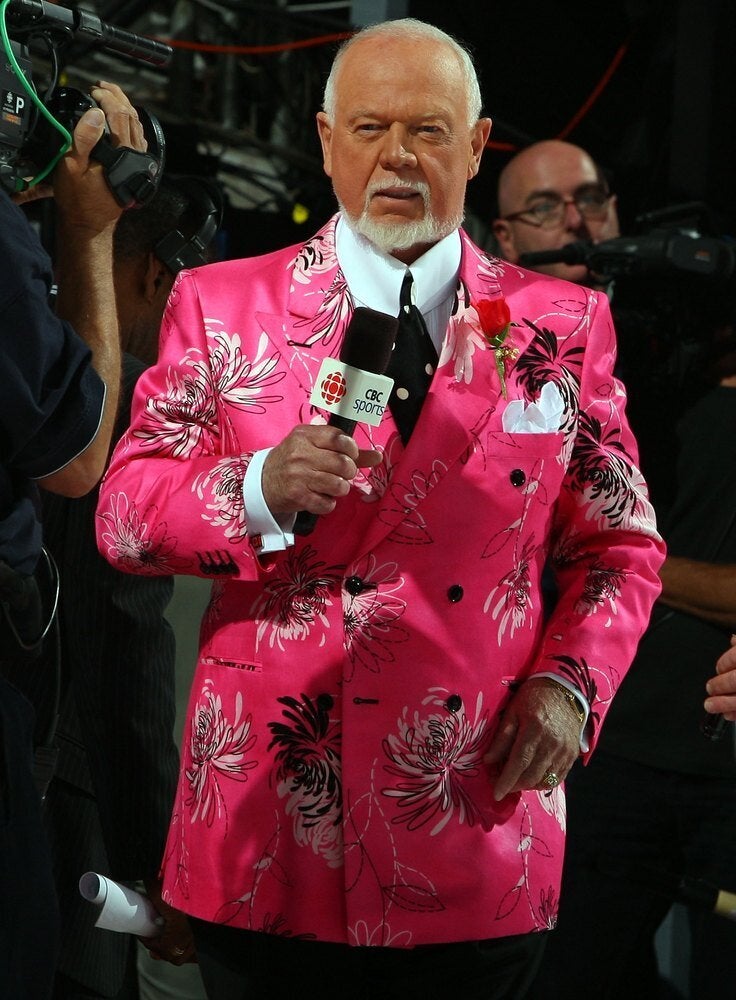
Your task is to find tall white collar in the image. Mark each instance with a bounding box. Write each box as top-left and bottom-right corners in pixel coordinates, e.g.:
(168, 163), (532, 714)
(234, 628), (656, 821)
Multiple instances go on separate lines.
(335, 216), (461, 317)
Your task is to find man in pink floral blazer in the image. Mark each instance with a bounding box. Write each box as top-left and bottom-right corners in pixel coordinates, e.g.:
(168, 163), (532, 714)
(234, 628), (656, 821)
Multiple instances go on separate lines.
(96, 17), (665, 1000)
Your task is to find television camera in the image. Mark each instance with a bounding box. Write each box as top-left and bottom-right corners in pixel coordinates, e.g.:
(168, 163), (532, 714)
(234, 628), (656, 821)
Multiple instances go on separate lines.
(518, 202), (735, 282)
(0, 0), (172, 205)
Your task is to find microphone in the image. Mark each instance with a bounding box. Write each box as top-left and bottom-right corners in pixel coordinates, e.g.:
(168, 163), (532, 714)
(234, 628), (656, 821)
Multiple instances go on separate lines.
(8, 1), (173, 67)
(596, 859), (736, 922)
(293, 306), (398, 537)
(702, 710), (730, 741)
(678, 876), (736, 922)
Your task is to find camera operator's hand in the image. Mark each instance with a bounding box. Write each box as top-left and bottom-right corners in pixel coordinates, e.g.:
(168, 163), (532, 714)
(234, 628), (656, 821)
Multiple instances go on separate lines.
(38, 81), (145, 498)
(53, 81), (146, 232)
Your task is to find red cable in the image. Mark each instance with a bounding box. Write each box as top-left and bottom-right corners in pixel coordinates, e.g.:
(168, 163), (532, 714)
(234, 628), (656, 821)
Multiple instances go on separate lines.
(485, 35), (631, 151)
(158, 29), (628, 148)
(156, 31), (352, 55)
(556, 37), (630, 140)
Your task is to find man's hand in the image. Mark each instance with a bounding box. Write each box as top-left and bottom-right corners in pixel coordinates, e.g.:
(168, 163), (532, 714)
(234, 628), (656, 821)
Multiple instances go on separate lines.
(484, 677), (582, 799)
(705, 635), (736, 720)
(139, 878), (196, 966)
(53, 80), (146, 234)
(263, 425), (381, 516)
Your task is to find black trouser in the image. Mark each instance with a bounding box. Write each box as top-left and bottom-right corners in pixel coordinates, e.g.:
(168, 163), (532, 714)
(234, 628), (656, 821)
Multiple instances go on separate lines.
(530, 751), (736, 1000)
(192, 918), (547, 1000)
(0, 673), (60, 999)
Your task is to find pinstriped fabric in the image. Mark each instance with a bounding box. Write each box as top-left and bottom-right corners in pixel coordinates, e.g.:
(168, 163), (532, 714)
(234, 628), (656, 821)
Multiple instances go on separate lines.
(33, 354), (180, 996)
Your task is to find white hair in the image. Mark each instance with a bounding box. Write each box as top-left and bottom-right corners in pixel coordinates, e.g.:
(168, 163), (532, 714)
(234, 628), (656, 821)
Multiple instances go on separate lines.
(322, 17), (483, 127)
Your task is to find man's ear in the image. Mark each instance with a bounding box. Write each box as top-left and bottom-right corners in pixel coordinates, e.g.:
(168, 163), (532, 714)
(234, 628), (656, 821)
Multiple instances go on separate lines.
(492, 218), (519, 263)
(316, 112), (333, 177)
(468, 117), (492, 179)
(144, 251), (171, 303)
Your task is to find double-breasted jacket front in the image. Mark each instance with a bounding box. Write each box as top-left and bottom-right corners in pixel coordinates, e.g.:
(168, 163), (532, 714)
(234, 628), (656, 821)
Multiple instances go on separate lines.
(96, 216), (664, 947)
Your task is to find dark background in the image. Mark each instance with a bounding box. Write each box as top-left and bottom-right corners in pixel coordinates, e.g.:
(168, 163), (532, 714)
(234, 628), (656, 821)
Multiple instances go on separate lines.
(10, 0), (736, 252)
(431, 0), (736, 239)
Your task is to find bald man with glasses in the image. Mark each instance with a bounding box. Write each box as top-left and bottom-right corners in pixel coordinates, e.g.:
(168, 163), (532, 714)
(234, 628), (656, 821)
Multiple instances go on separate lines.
(492, 139), (619, 290)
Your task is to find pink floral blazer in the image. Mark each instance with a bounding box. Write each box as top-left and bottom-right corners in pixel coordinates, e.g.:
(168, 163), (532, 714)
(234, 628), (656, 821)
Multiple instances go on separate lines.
(96, 215), (665, 947)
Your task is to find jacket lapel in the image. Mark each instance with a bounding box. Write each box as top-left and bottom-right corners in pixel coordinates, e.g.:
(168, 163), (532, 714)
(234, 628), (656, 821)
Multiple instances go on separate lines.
(255, 217), (355, 403)
(352, 234), (540, 556)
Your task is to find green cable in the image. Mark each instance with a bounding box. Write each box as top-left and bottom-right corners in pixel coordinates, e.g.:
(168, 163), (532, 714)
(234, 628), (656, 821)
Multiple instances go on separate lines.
(0, 0), (72, 190)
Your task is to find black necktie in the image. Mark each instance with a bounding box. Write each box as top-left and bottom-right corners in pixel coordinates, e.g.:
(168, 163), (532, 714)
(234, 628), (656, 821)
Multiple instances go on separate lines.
(387, 270), (438, 443)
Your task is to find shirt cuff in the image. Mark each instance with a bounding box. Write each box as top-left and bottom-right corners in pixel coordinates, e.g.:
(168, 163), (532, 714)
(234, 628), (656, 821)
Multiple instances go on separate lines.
(243, 448), (296, 553)
(535, 671), (591, 752)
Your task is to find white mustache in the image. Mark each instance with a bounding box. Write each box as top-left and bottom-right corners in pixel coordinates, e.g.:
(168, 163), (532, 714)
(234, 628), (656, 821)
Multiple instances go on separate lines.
(365, 179), (430, 205)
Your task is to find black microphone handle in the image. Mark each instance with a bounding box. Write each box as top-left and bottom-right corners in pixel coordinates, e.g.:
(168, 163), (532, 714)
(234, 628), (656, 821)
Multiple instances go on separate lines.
(701, 710), (729, 740)
(596, 858), (736, 923)
(293, 413), (356, 537)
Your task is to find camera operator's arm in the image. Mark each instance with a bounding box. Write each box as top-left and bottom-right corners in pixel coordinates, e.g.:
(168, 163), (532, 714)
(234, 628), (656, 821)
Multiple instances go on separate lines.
(39, 82), (146, 497)
(658, 556), (736, 629)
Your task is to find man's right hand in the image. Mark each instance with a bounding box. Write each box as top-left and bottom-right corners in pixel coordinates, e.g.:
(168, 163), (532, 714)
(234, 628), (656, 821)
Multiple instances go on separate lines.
(262, 425), (381, 516)
(53, 80), (146, 234)
(706, 635), (736, 720)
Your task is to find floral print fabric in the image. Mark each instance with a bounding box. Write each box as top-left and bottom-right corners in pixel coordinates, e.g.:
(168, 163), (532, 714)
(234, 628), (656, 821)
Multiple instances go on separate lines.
(96, 216), (664, 947)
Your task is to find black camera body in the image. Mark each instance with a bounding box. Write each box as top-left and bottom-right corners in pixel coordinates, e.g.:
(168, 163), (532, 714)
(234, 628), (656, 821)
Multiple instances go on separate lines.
(0, 41), (33, 175)
(1, 1), (171, 205)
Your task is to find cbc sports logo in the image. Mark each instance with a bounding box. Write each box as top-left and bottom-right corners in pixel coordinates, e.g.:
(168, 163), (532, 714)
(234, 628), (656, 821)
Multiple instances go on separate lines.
(320, 371), (347, 405)
(311, 358), (394, 427)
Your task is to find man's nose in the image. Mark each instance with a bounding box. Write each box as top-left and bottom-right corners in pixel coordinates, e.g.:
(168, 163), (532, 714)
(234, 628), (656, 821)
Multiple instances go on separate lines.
(380, 124), (417, 170)
(562, 198), (587, 232)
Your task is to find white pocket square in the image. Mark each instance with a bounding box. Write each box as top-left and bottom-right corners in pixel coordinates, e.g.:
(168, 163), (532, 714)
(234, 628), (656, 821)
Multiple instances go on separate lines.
(502, 382), (564, 434)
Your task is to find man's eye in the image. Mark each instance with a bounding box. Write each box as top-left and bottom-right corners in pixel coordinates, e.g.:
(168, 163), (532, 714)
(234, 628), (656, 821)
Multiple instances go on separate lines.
(529, 200), (559, 217)
(579, 193), (608, 209)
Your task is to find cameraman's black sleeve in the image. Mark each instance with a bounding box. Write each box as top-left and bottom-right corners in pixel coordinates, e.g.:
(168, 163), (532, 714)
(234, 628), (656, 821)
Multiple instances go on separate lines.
(0, 190), (105, 479)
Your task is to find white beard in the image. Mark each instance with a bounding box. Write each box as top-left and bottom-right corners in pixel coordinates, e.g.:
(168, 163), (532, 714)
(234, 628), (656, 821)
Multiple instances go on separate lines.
(337, 180), (463, 255)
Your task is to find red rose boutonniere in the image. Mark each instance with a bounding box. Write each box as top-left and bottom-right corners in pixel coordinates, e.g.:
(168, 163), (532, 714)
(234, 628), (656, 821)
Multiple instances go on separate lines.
(475, 297), (517, 399)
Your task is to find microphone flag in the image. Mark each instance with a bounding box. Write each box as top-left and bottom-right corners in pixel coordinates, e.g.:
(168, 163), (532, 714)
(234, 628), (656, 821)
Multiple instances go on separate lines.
(310, 357), (394, 428)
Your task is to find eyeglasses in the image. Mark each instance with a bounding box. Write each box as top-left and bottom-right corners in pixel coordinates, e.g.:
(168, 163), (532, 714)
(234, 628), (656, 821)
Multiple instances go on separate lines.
(503, 186), (612, 230)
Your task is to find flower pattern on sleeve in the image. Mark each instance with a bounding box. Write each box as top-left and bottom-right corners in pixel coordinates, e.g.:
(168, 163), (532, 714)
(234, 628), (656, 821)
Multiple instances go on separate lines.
(97, 493), (186, 574)
(135, 330), (285, 459)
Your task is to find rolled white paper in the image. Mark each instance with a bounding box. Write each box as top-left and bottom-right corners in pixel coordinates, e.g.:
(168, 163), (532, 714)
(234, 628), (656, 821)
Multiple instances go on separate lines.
(79, 872), (163, 937)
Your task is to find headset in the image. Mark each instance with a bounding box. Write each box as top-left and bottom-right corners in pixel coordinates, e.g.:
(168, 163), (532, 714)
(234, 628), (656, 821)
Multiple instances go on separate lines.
(154, 175), (224, 275)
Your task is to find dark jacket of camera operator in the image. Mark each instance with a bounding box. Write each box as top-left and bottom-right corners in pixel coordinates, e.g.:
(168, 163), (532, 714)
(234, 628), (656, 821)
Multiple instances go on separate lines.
(0, 191), (106, 578)
(0, 84), (146, 1000)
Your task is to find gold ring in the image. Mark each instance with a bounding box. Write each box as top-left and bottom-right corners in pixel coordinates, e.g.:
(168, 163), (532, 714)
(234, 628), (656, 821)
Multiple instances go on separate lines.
(543, 770), (560, 788)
